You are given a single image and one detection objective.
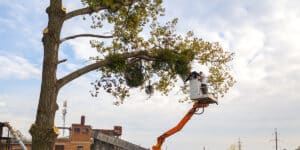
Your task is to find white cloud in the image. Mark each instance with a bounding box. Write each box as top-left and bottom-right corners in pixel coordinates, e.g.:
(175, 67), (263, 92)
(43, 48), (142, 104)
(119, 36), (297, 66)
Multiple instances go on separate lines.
(0, 93), (38, 138)
(67, 38), (99, 60)
(0, 54), (40, 79)
(0, 101), (6, 107)
(61, 9), (113, 61)
(0, 17), (17, 29)
(159, 0), (300, 149)
(2, 0), (300, 150)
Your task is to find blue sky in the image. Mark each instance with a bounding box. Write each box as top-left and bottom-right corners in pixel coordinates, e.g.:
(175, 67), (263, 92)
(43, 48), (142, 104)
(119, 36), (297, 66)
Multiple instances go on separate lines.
(1, 0), (300, 150)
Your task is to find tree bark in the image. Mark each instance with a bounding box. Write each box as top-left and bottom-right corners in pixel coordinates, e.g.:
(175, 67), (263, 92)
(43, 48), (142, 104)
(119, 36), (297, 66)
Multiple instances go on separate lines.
(29, 1), (64, 149)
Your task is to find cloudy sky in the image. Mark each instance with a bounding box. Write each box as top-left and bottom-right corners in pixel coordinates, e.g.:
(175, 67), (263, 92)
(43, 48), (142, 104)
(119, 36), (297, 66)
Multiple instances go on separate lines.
(1, 0), (300, 150)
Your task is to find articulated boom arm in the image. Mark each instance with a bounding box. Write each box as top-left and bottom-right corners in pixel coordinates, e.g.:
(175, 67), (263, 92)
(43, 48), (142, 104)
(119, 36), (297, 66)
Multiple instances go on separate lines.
(152, 102), (208, 150)
(2, 122), (27, 150)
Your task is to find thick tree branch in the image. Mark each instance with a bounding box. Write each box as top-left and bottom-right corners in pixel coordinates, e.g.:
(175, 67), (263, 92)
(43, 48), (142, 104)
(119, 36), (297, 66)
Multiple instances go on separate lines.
(60, 34), (113, 43)
(57, 50), (154, 89)
(64, 6), (106, 21)
(135, 55), (155, 61)
(64, 0), (138, 21)
(57, 60), (107, 89)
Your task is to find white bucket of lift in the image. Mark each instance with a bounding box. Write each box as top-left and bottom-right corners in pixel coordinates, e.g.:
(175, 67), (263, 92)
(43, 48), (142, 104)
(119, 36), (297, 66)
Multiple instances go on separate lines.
(189, 75), (203, 100)
(186, 71), (218, 104)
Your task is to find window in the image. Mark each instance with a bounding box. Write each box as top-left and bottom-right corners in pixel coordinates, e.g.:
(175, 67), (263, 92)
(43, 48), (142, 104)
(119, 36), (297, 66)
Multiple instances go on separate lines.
(82, 128), (89, 134)
(77, 146), (84, 150)
(74, 127), (80, 133)
(55, 145), (64, 150)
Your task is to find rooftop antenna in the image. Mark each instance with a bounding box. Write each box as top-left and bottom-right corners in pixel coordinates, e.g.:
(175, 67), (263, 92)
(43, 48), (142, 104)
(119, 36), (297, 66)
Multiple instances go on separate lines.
(62, 100), (67, 136)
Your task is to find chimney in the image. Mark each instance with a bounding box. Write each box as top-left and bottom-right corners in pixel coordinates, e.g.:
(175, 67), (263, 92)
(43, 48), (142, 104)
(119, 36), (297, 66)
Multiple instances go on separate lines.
(80, 115), (85, 125)
(114, 126), (122, 136)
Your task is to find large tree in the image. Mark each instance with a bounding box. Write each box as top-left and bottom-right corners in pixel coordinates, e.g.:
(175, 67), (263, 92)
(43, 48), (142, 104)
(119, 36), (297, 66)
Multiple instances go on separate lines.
(29, 0), (235, 149)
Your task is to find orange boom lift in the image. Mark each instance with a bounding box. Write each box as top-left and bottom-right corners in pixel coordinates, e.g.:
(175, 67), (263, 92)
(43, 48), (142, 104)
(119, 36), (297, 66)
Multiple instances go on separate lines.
(152, 71), (217, 150)
(152, 102), (209, 150)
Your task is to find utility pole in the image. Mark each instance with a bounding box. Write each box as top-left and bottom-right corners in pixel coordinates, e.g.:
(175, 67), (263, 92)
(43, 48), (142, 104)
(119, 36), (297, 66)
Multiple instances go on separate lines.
(238, 138), (242, 150)
(275, 128), (278, 150)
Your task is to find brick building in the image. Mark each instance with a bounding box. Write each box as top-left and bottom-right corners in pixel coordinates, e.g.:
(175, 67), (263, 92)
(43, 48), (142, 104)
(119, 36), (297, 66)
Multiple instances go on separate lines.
(54, 116), (92, 150)
(1, 116), (148, 150)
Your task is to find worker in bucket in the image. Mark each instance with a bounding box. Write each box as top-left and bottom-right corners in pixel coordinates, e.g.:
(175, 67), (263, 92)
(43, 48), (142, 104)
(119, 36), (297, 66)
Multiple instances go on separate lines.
(184, 71), (208, 94)
(184, 71), (199, 82)
(199, 71), (208, 95)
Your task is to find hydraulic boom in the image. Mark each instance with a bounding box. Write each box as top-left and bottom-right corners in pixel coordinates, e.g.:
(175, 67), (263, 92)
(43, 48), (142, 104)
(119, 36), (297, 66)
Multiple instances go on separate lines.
(152, 101), (209, 150)
(2, 122), (27, 150)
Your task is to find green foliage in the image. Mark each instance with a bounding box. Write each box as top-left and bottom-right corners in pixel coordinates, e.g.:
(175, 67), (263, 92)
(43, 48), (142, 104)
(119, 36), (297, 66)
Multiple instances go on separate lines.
(81, 0), (124, 12)
(124, 61), (144, 87)
(152, 49), (178, 71)
(105, 53), (126, 72)
(174, 58), (191, 79)
(175, 49), (194, 78)
(85, 0), (235, 103)
(81, 0), (96, 6)
(152, 49), (193, 80)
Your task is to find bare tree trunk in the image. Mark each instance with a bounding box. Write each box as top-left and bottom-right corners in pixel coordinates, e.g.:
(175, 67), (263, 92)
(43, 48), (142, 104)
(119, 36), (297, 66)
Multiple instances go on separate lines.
(29, 1), (64, 149)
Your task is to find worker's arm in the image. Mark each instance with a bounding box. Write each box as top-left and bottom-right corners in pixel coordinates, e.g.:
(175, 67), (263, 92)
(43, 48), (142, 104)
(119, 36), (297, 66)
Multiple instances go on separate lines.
(152, 102), (208, 150)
